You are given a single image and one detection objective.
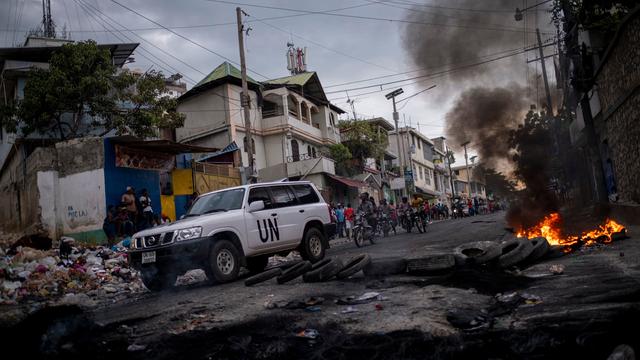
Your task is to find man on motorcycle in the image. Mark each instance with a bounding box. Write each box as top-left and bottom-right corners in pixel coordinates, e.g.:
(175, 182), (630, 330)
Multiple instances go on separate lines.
(357, 192), (375, 229)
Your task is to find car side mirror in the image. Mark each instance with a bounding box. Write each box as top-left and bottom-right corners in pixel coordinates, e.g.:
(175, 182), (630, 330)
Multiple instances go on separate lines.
(248, 200), (265, 212)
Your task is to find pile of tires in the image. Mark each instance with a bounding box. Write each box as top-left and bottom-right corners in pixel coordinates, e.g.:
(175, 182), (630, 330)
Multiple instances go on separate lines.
(452, 237), (552, 269)
(244, 254), (372, 286)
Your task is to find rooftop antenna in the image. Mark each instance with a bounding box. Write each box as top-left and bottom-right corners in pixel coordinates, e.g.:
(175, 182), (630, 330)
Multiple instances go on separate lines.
(286, 41), (307, 75)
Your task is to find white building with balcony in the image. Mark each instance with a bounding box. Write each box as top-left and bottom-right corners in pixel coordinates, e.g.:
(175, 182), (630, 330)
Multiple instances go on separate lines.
(388, 127), (439, 200)
(175, 62), (345, 195)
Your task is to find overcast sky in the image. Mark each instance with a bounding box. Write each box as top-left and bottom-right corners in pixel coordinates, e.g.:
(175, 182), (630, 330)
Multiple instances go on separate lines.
(0, 0), (556, 159)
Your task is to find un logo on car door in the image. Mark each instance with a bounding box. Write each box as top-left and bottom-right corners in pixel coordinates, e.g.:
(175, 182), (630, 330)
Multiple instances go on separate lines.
(257, 219), (280, 243)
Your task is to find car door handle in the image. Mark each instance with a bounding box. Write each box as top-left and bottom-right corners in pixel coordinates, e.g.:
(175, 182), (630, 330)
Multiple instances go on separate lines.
(271, 213), (278, 217)
(299, 209), (305, 213)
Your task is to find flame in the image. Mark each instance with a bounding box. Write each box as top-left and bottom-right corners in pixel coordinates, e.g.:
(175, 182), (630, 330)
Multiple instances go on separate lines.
(516, 212), (626, 251)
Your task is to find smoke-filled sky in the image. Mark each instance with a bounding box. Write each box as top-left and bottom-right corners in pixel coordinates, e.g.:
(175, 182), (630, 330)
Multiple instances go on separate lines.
(0, 0), (557, 164)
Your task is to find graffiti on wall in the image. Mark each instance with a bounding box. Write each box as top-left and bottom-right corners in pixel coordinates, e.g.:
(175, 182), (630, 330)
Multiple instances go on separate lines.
(59, 169), (106, 233)
(115, 144), (174, 171)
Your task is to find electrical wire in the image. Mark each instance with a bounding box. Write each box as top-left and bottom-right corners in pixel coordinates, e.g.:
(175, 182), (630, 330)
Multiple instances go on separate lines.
(205, 0), (554, 35)
(110, 0), (271, 80)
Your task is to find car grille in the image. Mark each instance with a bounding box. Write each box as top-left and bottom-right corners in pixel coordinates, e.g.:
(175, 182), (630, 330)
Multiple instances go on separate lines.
(162, 231), (174, 245)
(144, 234), (161, 247)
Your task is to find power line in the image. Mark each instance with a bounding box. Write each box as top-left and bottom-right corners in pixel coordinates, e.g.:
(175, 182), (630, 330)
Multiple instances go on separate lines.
(78, 0), (207, 79)
(205, 0), (554, 35)
(109, 0), (271, 80)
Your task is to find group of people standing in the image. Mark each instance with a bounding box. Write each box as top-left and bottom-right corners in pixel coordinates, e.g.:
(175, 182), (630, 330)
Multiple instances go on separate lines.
(102, 186), (170, 245)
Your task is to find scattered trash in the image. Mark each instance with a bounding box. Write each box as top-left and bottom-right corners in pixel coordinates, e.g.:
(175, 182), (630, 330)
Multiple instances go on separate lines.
(521, 293), (542, 305)
(304, 306), (322, 313)
(304, 296), (325, 306)
(495, 292), (519, 303)
(337, 291), (385, 305)
(549, 264), (565, 275)
(446, 309), (490, 331)
(127, 344), (147, 352)
(0, 239), (144, 305)
(295, 329), (319, 339)
(375, 304), (384, 311)
(341, 306), (359, 314)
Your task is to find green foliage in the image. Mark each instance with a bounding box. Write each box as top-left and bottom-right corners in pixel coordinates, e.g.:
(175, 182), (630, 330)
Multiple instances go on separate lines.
(328, 143), (352, 176)
(553, 0), (635, 34)
(480, 166), (517, 198)
(337, 120), (389, 162)
(508, 110), (553, 188)
(12, 40), (184, 140)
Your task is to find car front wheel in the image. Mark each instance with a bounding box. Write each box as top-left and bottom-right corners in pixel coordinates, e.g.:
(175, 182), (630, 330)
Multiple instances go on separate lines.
(140, 266), (177, 292)
(300, 227), (326, 263)
(205, 239), (241, 283)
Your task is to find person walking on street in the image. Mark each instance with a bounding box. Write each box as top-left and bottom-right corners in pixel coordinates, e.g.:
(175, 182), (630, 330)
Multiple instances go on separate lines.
(335, 204), (346, 238)
(344, 203), (354, 240)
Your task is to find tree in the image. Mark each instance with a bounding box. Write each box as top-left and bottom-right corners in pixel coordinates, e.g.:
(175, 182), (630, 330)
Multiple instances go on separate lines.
(328, 143), (352, 176)
(480, 166), (516, 199)
(337, 120), (389, 166)
(4, 40), (184, 141)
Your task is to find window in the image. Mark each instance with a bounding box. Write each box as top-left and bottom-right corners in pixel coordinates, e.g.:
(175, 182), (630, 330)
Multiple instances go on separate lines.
(248, 187), (272, 209)
(292, 185), (319, 204)
(329, 113), (335, 127)
(243, 136), (256, 154)
(270, 186), (298, 208)
(187, 188), (245, 215)
(291, 139), (300, 162)
(307, 145), (312, 157)
(312, 147), (317, 158)
(417, 140), (421, 150)
(419, 166), (424, 180)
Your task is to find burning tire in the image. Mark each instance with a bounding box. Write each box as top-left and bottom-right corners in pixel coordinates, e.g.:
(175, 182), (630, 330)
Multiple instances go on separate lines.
(276, 260), (312, 284)
(525, 237), (550, 263)
(302, 257), (343, 282)
(336, 254), (371, 279)
(363, 258), (407, 277)
(406, 253), (456, 274)
(453, 241), (501, 266)
(497, 238), (533, 268)
(244, 267), (283, 286)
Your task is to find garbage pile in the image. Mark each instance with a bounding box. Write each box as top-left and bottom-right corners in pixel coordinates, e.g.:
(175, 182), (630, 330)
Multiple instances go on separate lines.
(0, 238), (144, 306)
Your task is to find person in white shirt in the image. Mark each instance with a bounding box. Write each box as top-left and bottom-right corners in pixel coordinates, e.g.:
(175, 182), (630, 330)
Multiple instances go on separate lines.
(139, 188), (153, 229)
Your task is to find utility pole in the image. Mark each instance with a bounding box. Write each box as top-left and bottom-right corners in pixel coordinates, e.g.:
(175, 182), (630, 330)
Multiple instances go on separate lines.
(236, 7), (254, 181)
(385, 88), (405, 196)
(462, 141), (471, 198)
(536, 28), (553, 115)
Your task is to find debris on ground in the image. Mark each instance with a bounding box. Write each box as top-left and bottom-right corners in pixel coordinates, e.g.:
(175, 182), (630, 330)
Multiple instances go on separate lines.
(336, 291), (386, 305)
(0, 240), (144, 305)
(340, 306), (359, 314)
(295, 329), (319, 339)
(549, 264), (565, 275)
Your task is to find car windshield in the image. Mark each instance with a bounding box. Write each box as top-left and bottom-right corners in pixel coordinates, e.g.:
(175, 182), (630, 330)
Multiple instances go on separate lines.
(186, 188), (245, 216)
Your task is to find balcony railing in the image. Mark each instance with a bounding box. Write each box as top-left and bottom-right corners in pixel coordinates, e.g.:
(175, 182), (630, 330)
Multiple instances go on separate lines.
(286, 152), (331, 163)
(262, 107), (284, 118)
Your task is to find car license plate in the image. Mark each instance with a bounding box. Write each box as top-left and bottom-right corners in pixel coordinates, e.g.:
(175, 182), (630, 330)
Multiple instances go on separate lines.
(141, 251), (156, 264)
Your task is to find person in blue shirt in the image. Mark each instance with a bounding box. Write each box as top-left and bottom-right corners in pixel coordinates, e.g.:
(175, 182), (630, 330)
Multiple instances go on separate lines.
(335, 203), (346, 238)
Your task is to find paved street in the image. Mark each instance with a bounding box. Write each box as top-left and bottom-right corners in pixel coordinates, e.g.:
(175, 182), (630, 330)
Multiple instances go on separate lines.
(4, 211), (639, 359)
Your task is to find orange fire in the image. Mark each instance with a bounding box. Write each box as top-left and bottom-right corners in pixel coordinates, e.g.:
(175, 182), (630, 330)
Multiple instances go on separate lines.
(516, 212), (626, 249)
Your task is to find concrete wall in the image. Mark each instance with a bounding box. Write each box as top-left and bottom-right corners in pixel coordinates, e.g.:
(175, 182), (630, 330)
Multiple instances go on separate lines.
(595, 12), (640, 204)
(176, 86), (229, 142)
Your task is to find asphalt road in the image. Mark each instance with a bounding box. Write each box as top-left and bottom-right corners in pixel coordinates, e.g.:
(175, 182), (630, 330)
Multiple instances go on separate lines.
(8, 211), (640, 359)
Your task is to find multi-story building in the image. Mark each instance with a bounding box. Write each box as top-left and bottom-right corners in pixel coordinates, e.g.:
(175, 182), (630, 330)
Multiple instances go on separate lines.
(388, 127), (439, 200)
(175, 62), (345, 198)
(451, 163), (486, 200)
(430, 136), (454, 205)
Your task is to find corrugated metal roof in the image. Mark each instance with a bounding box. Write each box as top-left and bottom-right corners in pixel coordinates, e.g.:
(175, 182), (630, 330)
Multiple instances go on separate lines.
(195, 61), (258, 87)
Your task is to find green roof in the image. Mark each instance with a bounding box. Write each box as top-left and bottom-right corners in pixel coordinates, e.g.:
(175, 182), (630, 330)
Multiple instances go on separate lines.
(195, 61), (258, 87)
(264, 72), (315, 86)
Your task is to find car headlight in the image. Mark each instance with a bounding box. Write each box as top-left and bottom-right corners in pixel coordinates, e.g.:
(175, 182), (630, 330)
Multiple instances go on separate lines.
(174, 227), (202, 241)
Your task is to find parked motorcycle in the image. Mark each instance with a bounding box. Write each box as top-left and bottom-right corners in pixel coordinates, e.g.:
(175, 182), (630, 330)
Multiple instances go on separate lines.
(352, 211), (376, 247)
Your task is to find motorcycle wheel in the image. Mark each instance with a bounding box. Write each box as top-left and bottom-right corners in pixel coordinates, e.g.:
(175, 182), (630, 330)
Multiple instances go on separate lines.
(353, 228), (364, 248)
(369, 231), (376, 245)
(415, 217), (424, 233)
(405, 218), (412, 233)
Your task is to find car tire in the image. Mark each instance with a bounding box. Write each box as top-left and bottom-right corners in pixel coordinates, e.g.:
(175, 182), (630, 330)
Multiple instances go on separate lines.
(363, 258), (407, 277)
(205, 239), (241, 283)
(406, 253), (456, 274)
(336, 254), (372, 279)
(140, 266), (177, 292)
(276, 260), (312, 284)
(453, 241), (501, 266)
(244, 267), (283, 286)
(303, 257), (344, 282)
(497, 238), (534, 268)
(300, 227), (326, 263)
(525, 237), (550, 263)
(246, 255), (269, 274)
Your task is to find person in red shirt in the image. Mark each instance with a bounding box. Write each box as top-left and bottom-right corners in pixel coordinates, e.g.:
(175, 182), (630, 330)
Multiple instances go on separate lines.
(344, 203), (354, 240)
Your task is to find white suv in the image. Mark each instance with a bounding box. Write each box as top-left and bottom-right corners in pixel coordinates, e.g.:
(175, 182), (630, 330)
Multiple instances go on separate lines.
(128, 181), (335, 291)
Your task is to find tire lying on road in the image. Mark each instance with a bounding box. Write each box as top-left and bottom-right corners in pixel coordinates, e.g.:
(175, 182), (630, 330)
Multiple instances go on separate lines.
(276, 260), (312, 284)
(363, 258), (407, 277)
(336, 254), (372, 279)
(524, 237), (550, 263)
(453, 241), (501, 266)
(497, 238), (534, 268)
(244, 267), (283, 286)
(303, 257), (344, 283)
(406, 253), (456, 274)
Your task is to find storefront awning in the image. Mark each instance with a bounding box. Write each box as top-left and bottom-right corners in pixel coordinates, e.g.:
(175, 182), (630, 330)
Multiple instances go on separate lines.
(415, 186), (440, 197)
(327, 174), (368, 188)
(110, 136), (218, 154)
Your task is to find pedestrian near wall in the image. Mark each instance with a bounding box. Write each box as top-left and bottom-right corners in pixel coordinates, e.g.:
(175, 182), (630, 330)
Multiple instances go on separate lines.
(335, 204), (346, 238)
(344, 203), (354, 240)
